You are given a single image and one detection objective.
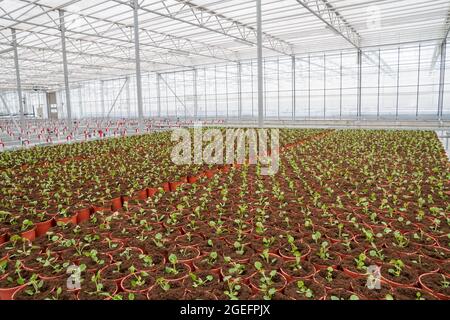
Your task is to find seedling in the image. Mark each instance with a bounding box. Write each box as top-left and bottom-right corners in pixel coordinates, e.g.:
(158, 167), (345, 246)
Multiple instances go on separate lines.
(156, 277), (170, 292)
(233, 241), (246, 256)
(325, 267), (334, 283)
(223, 276), (242, 300)
(312, 231), (322, 244)
(139, 254), (155, 269)
(354, 253), (368, 271)
(296, 280), (314, 299)
(317, 241), (331, 260)
(165, 254), (179, 275)
(204, 251), (218, 266)
(189, 272), (214, 288)
(388, 259), (404, 277)
(152, 233), (165, 248)
(24, 274), (44, 296)
(130, 271), (149, 288)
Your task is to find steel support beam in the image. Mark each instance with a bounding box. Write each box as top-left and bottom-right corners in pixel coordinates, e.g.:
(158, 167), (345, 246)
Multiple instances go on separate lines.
(257, 0), (264, 128)
(438, 40), (447, 120)
(78, 86), (83, 119)
(0, 93), (22, 134)
(132, 0), (144, 126)
(115, 0), (293, 56)
(156, 73), (161, 118)
(294, 0), (392, 75)
(396, 47), (400, 119)
(431, 9), (450, 70)
(59, 10), (72, 130)
(107, 78), (128, 118)
(11, 29), (24, 130)
(238, 62), (242, 119)
(0, 47), (13, 55)
(292, 55), (296, 120)
(295, 0), (360, 46)
(416, 45), (421, 119)
(340, 51), (343, 119)
(193, 68), (198, 119)
(357, 49), (362, 118)
(100, 80), (105, 117)
(126, 76), (131, 118)
(159, 74), (188, 115)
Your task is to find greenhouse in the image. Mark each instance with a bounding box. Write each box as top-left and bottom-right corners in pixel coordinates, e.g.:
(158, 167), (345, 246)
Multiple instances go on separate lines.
(0, 0), (449, 301)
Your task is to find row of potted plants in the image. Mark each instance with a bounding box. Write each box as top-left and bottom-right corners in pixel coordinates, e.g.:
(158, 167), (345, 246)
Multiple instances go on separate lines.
(0, 128), (448, 300)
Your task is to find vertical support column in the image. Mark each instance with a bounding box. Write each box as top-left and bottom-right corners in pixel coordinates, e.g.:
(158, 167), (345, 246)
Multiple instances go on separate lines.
(377, 49), (381, 119)
(357, 49), (362, 119)
(11, 29), (24, 131)
(225, 65), (229, 120)
(292, 55), (296, 120)
(308, 54), (311, 119)
(58, 10), (72, 130)
(416, 44), (421, 119)
(396, 47), (400, 120)
(132, 0), (144, 126)
(204, 68), (208, 118)
(78, 86), (83, 119)
(340, 51), (343, 119)
(214, 65), (218, 118)
(193, 68), (198, 119)
(323, 53), (326, 119)
(126, 76), (131, 118)
(438, 39), (447, 120)
(251, 60), (254, 119)
(277, 57), (280, 120)
(256, 0), (264, 128)
(238, 62), (242, 119)
(156, 73), (161, 118)
(100, 80), (105, 117)
(263, 59), (267, 120)
(174, 73), (178, 118)
(183, 71), (186, 120)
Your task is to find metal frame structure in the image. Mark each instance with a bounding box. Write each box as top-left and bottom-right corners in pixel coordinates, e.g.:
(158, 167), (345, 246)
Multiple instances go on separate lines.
(0, 0), (449, 125)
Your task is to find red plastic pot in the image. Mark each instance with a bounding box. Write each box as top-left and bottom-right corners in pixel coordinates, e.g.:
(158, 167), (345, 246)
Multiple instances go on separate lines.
(187, 175), (199, 183)
(205, 169), (216, 178)
(35, 218), (55, 237)
(169, 181), (185, 192)
(111, 197), (122, 211)
(0, 233), (8, 245)
(0, 284), (26, 300)
(147, 188), (157, 197)
(248, 272), (287, 294)
(38, 273), (65, 281)
(120, 273), (154, 294)
(99, 263), (130, 286)
(278, 244), (312, 262)
(92, 205), (110, 212)
(75, 208), (91, 224)
(134, 189), (148, 201)
(381, 266), (418, 288)
(162, 182), (170, 192)
(20, 227), (36, 242)
(55, 212), (78, 225)
(191, 260), (222, 277)
(176, 246), (201, 269)
(419, 273), (450, 300)
(342, 267), (368, 279)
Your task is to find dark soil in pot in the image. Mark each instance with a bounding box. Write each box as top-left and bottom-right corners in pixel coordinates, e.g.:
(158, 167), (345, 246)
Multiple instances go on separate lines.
(283, 279), (326, 300)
